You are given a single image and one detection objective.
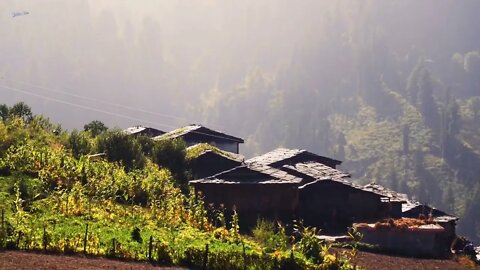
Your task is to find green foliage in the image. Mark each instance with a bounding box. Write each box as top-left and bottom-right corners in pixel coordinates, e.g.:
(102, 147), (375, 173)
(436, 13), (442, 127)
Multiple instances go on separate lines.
(9, 102), (33, 124)
(0, 104), (9, 121)
(136, 135), (155, 156)
(464, 51), (480, 74)
(252, 219), (289, 253)
(186, 143), (240, 161)
(295, 224), (322, 264)
(83, 120), (108, 137)
(151, 138), (187, 187)
(229, 209), (240, 243)
(97, 130), (146, 171)
(66, 129), (92, 158)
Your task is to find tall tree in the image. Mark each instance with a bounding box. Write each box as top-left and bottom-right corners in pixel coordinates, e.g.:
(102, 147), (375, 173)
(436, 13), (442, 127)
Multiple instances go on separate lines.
(97, 130), (145, 171)
(406, 60), (424, 105)
(66, 129), (92, 158)
(84, 120), (108, 137)
(402, 124), (410, 155)
(417, 69), (439, 128)
(335, 132), (347, 161)
(464, 51), (480, 95)
(9, 102), (33, 123)
(0, 104), (9, 121)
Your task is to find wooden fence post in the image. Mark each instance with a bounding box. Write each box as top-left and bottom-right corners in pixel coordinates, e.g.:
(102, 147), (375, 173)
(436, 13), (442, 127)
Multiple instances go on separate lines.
(83, 223), (88, 255)
(290, 249), (295, 267)
(43, 226), (47, 252)
(203, 244), (209, 270)
(112, 238), (116, 257)
(16, 231), (22, 250)
(1, 208), (4, 248)
(1, 208), (4, 231)
(148, 236), (153, 262)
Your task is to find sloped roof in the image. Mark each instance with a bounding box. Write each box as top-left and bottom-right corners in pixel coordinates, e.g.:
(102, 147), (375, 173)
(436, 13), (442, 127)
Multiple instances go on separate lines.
(246, 148), (341, 167)
(154, 124), (244, 143)
(402, 202), (458, 222)
(186, 143), (244, 162)
(124, 126), (147, 135)
(295, 171), (396, 199)
(189, 162), (302, 185)
(363, 183), (408, 203)
(283, 162), (350, 181)
(124, 126), (165, 136)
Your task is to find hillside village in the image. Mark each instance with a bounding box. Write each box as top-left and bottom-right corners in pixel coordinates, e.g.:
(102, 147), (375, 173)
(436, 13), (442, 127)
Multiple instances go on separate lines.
(1, 101), (480, 269)
(123, 124), (475, 259)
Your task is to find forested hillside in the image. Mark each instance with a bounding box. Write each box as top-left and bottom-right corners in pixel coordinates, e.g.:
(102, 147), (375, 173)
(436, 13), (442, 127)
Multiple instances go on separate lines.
(1, 1), (479, 243)
(197, 2), (480, 243)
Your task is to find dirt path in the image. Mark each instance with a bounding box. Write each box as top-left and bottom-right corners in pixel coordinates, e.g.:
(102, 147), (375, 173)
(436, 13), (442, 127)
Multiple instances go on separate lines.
(0, 251), (183, 270)
(352, 249), (478, 270)
(0, 250), (478, 270)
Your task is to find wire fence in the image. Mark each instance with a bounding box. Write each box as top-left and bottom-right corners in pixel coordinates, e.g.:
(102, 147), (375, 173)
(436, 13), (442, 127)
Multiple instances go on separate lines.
(0, 208), (305, 270)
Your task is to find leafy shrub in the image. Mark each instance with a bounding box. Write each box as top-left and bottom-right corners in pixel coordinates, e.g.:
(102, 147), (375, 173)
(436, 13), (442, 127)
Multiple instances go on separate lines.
(151, 138), (187, 187)
(83, 120), (108, 137)
(66, 129), (92, 158)
(295, 224), (322, 264)
(252, 219), (290, 253)
(97, 130), (146, 171)
(156, 241), (173, 265)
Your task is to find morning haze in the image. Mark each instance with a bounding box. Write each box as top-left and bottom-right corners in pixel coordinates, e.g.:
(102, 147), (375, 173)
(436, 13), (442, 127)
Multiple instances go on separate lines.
(1, 1), (480, 244)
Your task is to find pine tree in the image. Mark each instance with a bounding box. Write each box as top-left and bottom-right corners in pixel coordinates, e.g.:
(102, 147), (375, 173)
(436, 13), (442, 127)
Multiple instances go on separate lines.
(417, 69), (439, 128)
(402, 124), (410, 155)
(406, 59), (424, 104)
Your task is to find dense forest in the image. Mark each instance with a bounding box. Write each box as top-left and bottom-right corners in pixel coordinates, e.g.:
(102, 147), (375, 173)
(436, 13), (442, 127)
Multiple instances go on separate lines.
(1, 1), (480, 243)
(197, 3), (480, 244)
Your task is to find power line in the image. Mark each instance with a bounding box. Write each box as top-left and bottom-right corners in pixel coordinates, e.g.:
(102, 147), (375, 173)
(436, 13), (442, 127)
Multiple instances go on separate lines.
(0, 83), (244, 142)
(0, 76), (232, 134)
(0, 83), (178, 130)
(0, 77), (188, 122)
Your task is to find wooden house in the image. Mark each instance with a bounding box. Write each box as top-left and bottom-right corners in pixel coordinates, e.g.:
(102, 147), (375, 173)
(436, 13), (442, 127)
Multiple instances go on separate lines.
(190, 162), (301, 228)
(191, 148), (397, 232)
(155, 124), (244, 154)
(285, 162), (397, 232)
(362, 183), (408, 219)
(402, 202), (459, 246)
(124, 126), (165, 138)
(186, 143), (244, 179)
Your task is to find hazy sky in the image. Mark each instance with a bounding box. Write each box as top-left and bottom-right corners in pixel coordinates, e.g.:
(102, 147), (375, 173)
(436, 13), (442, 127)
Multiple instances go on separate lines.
(1, 1), (479, 136)
(1, 1), (315, 131)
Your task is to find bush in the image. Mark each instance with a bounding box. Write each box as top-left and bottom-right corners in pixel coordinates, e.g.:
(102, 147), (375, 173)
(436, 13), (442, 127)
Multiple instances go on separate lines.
(66, 130), (92, 158)
(151, 138), (187, 187)
(252, 219), (289, 253)
(97, 130), (146, 171)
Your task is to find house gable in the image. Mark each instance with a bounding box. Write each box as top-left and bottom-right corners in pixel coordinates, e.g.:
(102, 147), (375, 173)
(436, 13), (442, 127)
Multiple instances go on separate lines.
(155, 124), (244, 153)
(124, 126), (165, 137)
(246, 148), (342, 169)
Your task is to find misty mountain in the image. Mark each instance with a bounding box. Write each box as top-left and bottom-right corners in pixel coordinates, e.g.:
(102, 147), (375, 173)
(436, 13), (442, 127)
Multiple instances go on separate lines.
(1, 1), (480, 242)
